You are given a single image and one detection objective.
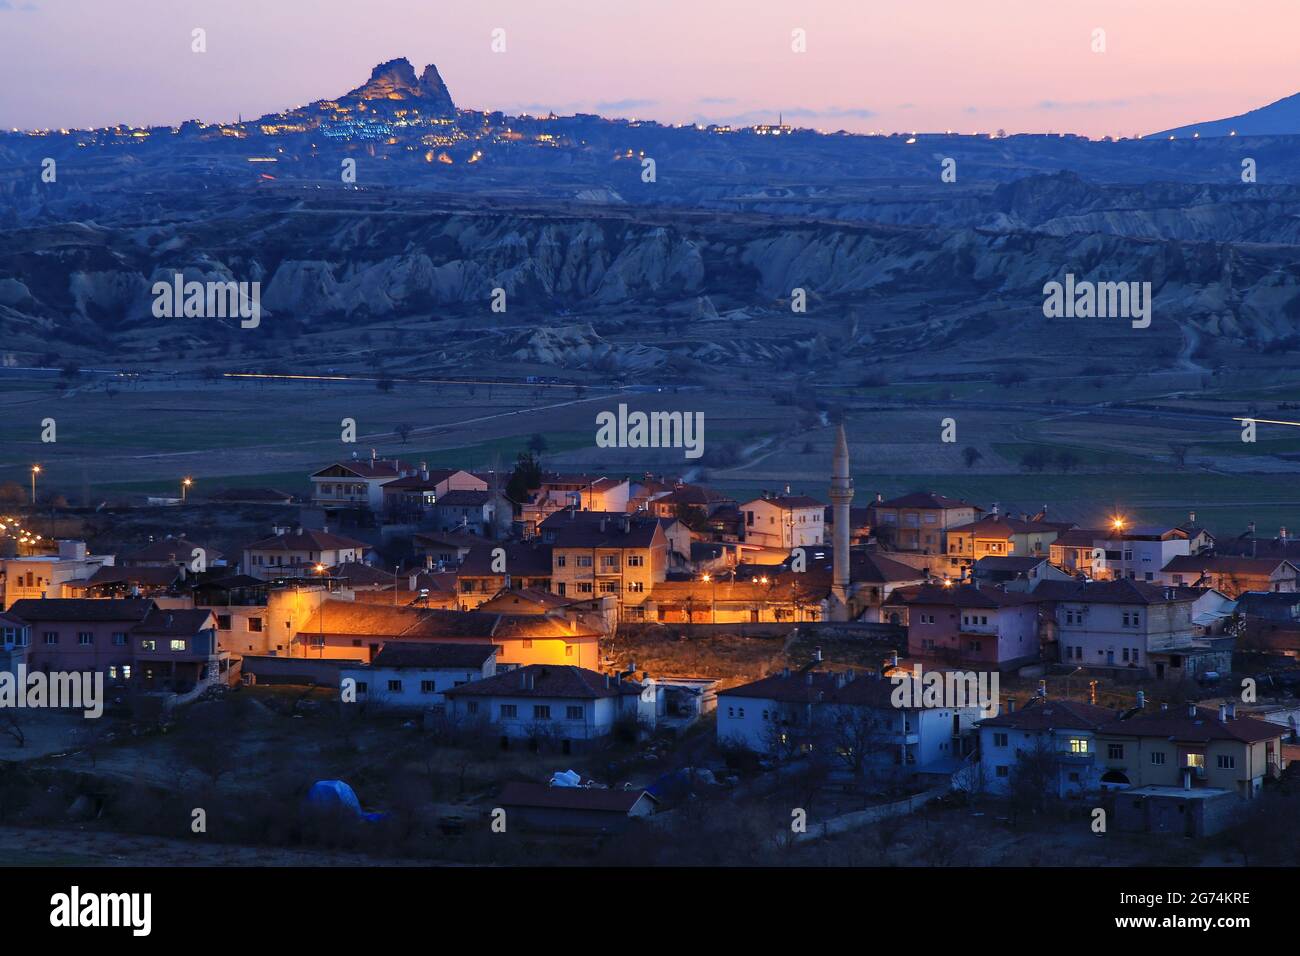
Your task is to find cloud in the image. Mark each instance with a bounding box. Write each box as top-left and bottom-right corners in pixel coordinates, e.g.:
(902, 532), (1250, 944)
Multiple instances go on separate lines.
(594, 98), (657, 112)
(1036, 98), (1131, 111)
(0, 0), (39, 10)
(697, 96), (737, 105)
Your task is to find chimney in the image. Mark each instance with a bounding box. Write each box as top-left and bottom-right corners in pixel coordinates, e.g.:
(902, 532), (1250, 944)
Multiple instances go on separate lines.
(1281, 527), (1289, 543)
(425, 555), (433, 571)
(813, 645), (823, 662)
(991, 502), (999, 516)
(1007, 697), (1016, 713)
(1136, 690), (1145, 709)
(875, 492), (883, 503)
(1188, 511), (1196, 525)
(889, 650), (899, 667)
(1187, 702), (1198, 718)
(1037, 680), (1047, 699)
(784, 483), (791, 496)
(1227, 702), (1237, 719)
(1160, 701), (1168, 712)
(1218, 703), (1228, 723)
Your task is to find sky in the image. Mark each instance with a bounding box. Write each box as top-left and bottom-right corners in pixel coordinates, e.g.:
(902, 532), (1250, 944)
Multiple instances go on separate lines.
(0, 0), (1296, 138)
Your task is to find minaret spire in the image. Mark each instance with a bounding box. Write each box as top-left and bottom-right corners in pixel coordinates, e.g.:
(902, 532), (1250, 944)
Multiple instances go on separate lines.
(829, 423), (854, 621)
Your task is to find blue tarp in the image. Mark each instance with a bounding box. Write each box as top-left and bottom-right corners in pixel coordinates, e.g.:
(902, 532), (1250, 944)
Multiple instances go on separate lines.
(304, 779), (386, 822)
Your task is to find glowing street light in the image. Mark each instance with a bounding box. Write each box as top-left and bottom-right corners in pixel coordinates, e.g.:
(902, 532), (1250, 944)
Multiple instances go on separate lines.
(181, 476), (193, 502)
(30, 465), (40, 504)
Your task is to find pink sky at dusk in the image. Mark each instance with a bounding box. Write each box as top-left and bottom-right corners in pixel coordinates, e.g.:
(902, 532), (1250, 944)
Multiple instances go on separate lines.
(0, 0), (1295, 138)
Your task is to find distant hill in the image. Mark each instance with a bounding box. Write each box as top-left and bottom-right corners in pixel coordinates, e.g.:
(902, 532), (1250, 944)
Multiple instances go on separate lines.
(1151, 90), (1300, 138)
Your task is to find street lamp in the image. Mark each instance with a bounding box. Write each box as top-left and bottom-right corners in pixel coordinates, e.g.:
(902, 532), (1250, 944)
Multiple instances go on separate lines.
(314, 563), (328, 657)
(30, 465), (40, 504)
(182, 476), (193, 502)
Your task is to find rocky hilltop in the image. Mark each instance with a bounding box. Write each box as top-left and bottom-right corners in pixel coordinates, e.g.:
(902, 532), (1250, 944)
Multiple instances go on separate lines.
(338, 56), (455, 113)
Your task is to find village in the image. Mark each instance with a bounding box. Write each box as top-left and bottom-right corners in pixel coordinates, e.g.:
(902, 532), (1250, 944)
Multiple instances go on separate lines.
(2, 424), (1299, 865)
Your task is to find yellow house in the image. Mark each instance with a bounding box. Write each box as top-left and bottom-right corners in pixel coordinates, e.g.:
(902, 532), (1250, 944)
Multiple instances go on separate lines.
(540, 511), (667, 621)
(946, 515), (1067, 571)
(1095, 703), (1283, 797)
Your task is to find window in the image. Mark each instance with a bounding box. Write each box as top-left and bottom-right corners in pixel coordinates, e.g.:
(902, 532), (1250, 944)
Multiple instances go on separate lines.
(109, 666), (118, 679)
(43, 631), (58, 645)
(564, 645), (573, 657)
(78, 632), (93, 646)
(112, 632), (127, 646)
(566, 705), (583, 720)
(170, 639), (186, 651)
(1151, 751), (1166, 765)
(556, 555), (567, 567)
(140, 640), (156, 651)
(355, 681), (368, 693)
(500, 704), (517, 718)
(387, 680), (402, 693)
(993, 732), (1008, 747)
(248, 618), (263, 632)
(627, 581), (644, 593)
(522, 639), (533, 649)
(533, 705), (551, 719)
(420, 680), (436, 694)
(578, 583), (593, 594)
(995, 766), (1009, 778)
(1108, 744), (1124, 759)
(1068, 738), (1089, 754)
(1217, 755), (1236, 770)
(627, 554), (644, 567)
(467, 701), (479, 714)
(576, 556), (592, 568)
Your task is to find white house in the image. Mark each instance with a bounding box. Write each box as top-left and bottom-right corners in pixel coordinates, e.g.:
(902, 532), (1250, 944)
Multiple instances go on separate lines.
(444, 664), (659, 751)
(310, 455), (416, 511)
(740, 493), (825, 550)
(242, 527), (370, 581)
(717, 669), (981, 774)
(976, 695), (1116, 797)
(1094, 526), (1190, 583)
(341, 642), (497, 712)
(1039, 579), (1197, 676)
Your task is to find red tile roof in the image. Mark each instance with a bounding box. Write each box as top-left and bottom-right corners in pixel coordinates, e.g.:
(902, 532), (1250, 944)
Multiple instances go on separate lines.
(444, 664), (641, 699)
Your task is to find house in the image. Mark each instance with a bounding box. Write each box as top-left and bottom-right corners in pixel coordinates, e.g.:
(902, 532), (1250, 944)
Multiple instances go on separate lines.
(443, 664), (657, 750)
(412, 531), (479, 569)
(431, 489), (509, 537)
(648, 574), (829, 624)
(1235, 591), (1300, 624)
(945, 514), (1069, 571)
(541, 511), (668, 620)
(973, 556), (1073, 592)
(340, 642), (497, 712)
(120, 536), (222, 569)
(0, 541), (115, 609)
(242, 527), (370, 581)
(132, 608), (229, 692)
(1095, 701), (1284, 798)
(717, 669), (980, 775)
(0, 609), (31, 677)
(1161, 554), (1299, 597)
(67, 565), (184, 599)
(476, 587), (575, 616)
(1036, 579), (1224, 680)
(1112, 786), (1240, 838)
(9, 598), (154, 680)
(739, 492), (825, 550)
(1048, 528), (1106, 578)
(977, 695), (1117, 797)
(886, 583), (1043, 671)
(792, 546), (930, 622)
(1093, 525), (1190, 583)
(456, 541), (553, 610)
(310, 455), (417, 512)
(648, 484), (735, 521)
(295, 601), (602, 669)
(8, 599), (229, 692)
(204, 487), (295, 506)
(379, 466), (488, 521)
(495, 781), (657, 833)
(1176, 512), (1216, 554)
(867, 491), (982, 554)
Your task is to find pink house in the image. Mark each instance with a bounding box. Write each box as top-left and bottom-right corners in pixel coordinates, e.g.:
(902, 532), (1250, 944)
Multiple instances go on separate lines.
(7, 598), (226, 691)
(886, 583), (1043, 670)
